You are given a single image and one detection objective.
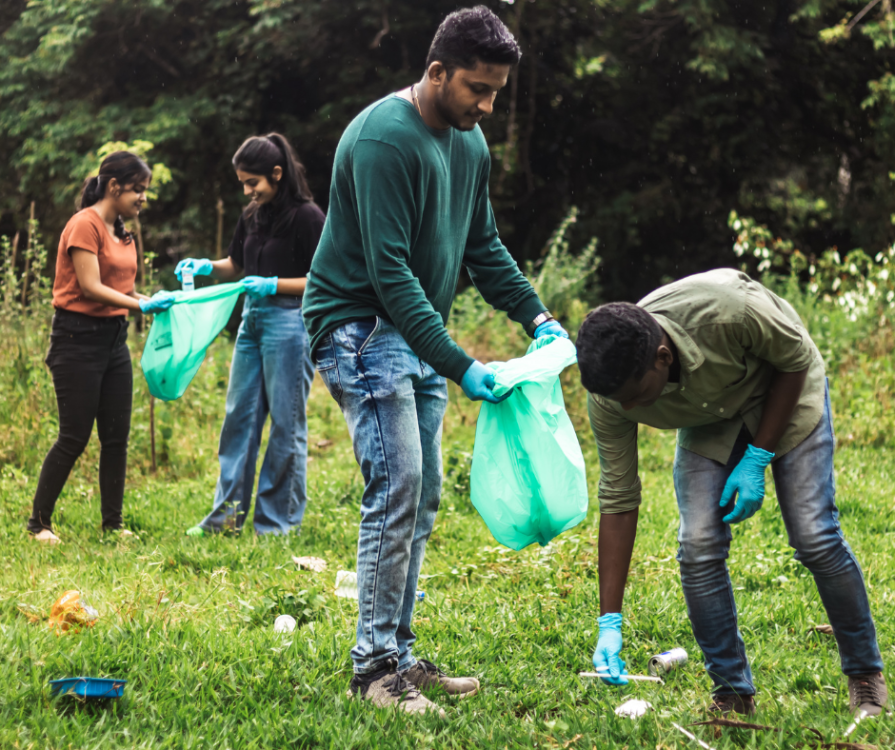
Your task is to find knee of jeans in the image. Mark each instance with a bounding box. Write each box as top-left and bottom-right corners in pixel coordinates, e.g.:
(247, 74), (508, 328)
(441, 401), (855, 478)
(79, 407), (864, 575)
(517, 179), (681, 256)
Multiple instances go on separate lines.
(790, 527), (852, 574)
(677, 528), (731, 566)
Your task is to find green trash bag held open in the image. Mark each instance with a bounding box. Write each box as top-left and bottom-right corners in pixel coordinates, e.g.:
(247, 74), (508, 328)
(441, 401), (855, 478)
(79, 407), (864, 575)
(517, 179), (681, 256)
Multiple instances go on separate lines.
(140, 281), (245, 401)
(470, 335), (588, 550)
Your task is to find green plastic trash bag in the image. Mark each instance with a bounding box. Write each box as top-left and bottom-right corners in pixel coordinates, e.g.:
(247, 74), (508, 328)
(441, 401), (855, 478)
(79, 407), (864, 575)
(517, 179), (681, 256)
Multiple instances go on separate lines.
(470, 335), (588, 550)
(140, 281), (245, 401)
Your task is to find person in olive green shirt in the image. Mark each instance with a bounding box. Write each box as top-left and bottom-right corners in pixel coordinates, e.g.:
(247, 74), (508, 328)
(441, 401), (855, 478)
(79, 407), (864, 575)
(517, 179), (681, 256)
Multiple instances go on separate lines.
(303, 6), (567, 718)
(577, 269), (885, 717)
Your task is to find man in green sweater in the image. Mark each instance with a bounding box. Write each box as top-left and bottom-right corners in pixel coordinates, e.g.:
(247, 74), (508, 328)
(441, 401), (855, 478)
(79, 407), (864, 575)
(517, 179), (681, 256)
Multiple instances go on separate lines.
(303, 6), (565, 717)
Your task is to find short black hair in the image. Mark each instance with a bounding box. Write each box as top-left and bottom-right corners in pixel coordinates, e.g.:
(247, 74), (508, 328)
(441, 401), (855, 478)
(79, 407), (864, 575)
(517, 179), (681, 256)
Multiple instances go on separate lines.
(576, 302), (665, 396)
(426, 5), (521, 77)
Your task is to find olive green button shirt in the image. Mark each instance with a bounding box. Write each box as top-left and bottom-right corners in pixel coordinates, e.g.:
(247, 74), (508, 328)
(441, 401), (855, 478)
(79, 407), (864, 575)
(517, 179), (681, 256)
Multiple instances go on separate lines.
(588, 269), (825, 514)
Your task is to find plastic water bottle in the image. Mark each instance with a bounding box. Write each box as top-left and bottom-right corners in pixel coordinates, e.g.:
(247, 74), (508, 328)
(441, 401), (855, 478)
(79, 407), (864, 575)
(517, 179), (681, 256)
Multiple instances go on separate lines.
(181, 269), (194, 293)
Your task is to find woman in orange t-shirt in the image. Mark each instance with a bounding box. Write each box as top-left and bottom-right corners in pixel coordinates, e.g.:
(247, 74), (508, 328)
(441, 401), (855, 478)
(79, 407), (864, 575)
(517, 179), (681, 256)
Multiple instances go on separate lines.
(27, 151), (175, 544)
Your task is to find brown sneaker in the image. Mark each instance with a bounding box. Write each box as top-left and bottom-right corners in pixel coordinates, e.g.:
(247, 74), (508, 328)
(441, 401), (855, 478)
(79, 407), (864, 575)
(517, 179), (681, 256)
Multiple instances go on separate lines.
(848, 673), (888, 717)
(709, 693), (756, 716)
(348, 659), (445, 718)
(402, 659), (480, 698)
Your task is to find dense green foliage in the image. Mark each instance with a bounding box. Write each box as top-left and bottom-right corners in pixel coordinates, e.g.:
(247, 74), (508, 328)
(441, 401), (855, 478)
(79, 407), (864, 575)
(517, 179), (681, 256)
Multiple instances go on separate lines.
(4, 1), (895, 299)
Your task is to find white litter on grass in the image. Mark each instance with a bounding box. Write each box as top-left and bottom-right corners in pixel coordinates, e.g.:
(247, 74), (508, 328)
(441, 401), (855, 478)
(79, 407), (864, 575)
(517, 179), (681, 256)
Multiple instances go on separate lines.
(671, 722), (717, 750)
(273, 614), (297, 633)
(614, 698), (653, 718)
(580, 670), (664, 684)
(292, 556), (327, 573)
(335, 570), (359, 599)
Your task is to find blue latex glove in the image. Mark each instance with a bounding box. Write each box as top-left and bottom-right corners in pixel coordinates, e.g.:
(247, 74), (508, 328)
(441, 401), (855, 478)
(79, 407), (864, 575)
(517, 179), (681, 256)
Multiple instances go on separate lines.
(593, 612), (628, 685)
(534, 320), (570, 339)
(174, 258), (213, 282)
(460, 360), (511, 404)
(719, 444), (775, 524)
(139, 290), (176, 314)
(243, 276), (279, 299)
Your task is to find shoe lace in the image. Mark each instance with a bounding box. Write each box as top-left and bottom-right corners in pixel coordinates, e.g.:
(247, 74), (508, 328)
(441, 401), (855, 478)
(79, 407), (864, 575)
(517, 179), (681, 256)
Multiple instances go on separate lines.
(852, 677), (884, 707)
(416, 659), (445, 678)
(381, 671), (420, 701)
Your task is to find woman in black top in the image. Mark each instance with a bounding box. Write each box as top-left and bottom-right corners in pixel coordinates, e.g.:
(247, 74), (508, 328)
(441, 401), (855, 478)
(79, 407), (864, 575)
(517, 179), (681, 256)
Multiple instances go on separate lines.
(176, 133), (324, 535)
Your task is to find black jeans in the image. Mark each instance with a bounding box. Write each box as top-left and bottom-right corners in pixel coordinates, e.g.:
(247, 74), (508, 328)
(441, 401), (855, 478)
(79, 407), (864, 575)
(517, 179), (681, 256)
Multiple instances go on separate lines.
(27, 309), (133, 533)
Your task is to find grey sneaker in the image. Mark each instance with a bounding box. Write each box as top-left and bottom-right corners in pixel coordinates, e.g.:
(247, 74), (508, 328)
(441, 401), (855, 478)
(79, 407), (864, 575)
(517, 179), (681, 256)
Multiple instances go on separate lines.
(848, 673), (888, 717)
(402, 659), (480, 697)
(349, 659), (445, 718)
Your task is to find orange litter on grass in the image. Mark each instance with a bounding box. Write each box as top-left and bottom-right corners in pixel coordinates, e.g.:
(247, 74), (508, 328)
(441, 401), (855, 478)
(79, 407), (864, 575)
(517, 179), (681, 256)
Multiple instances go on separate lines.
(48, 590), (99, 634)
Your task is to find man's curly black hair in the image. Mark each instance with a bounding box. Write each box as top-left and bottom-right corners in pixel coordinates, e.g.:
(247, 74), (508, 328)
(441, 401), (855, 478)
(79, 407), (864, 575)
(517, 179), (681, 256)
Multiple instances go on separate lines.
(576, 302), (665, 396)
(426, 5), (521, 77)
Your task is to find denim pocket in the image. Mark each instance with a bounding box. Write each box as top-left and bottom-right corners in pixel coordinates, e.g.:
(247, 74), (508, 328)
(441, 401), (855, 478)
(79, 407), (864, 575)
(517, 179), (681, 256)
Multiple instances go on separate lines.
(313, 333), (337, 371)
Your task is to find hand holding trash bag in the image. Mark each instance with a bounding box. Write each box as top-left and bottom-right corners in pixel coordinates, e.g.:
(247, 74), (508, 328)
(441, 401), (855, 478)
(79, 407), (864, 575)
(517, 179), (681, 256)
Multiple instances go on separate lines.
(243, 276), (279, 299)
(719, 444), (774, 524)
(460, 360), (510, 403)
(174, 258), (213, 282)
(139, 291), (176, 314)
(534, 320), (569, 339)
(593, 612), (629, 685)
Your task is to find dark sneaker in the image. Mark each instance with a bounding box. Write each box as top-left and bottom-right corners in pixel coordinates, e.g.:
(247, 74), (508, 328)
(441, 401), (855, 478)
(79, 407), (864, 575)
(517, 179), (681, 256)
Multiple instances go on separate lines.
(848, 673), (888, 717)
(709, 693), (756, 716)
(348, 659), (445, 718)
(402, 659), (480, 698)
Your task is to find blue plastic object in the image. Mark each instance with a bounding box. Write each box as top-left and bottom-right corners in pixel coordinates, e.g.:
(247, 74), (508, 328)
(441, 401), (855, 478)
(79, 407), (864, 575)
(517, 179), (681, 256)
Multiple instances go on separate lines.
(49, 677), (126, 699)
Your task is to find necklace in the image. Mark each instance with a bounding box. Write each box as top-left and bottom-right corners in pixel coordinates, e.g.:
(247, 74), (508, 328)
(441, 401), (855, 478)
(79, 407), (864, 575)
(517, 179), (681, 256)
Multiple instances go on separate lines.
(410, 84), (423, 117)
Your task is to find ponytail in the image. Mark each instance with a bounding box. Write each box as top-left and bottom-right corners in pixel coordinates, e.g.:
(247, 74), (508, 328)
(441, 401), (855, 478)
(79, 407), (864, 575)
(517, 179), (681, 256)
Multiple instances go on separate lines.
(77, 151), (152, 243)
(232, 132), (314, 236)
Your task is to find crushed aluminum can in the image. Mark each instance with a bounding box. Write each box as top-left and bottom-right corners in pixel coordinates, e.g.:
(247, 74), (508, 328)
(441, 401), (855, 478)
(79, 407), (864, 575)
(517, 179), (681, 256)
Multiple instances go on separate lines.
(648, 647), (688, 676)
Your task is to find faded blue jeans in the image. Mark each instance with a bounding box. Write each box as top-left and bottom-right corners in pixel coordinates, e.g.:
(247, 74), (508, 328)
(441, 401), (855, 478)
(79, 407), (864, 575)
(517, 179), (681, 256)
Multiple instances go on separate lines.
(199, 296), (315, 535)
(313, 317), (447, 674)
(674, 382), (883, 695)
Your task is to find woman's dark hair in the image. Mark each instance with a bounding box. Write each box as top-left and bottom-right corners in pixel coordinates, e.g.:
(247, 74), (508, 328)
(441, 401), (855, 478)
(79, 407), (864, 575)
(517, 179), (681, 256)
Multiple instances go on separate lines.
(426, 5), (522, 77)
(232, 132), (314, 236)
(576, 302), (665, 396)
(78, 151), (152, 243)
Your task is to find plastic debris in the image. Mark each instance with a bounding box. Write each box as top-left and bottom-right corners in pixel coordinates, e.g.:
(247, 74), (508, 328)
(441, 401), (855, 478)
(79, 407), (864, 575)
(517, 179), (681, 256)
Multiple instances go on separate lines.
(335, 570), (359, 599)
(813, 623), (835, 635)
(292, 556), (327, 573)
(49, 677), (125, 699)
(48, 591), (98, 634)
(614, 698), (653, 718)
(581, 670), (664, 684)
(672, 722), (717, 750)
(273, 614), (297, 633)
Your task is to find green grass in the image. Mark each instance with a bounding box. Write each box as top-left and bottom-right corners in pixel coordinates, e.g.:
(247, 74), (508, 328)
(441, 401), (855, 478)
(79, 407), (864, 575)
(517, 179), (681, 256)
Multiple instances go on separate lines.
(2, 325), (894, 749)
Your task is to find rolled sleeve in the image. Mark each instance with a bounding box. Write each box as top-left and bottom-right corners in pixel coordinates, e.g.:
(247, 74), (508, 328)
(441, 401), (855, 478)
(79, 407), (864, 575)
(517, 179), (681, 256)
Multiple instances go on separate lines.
(587, 393), (642, 513)
(740, 287), (814, 372)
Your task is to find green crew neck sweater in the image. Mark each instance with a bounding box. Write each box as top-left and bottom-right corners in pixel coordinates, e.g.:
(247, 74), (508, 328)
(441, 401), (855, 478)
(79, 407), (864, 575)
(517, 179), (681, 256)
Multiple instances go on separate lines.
(302, 94), (546, 384)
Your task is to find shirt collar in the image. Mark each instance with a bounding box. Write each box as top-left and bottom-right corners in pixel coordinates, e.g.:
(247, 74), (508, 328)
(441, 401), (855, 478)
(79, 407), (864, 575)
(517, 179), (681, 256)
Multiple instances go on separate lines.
(649, 312), (705, 376)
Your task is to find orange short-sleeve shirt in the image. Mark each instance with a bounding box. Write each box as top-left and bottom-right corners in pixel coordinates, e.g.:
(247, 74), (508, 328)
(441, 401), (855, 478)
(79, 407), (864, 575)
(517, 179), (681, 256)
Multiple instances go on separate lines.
(52, 209), (138, 317)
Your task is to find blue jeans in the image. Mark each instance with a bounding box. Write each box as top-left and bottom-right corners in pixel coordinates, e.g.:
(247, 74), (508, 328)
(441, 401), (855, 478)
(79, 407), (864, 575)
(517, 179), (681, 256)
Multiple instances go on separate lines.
(313, 317), (448, 674)
(199, 296), (315, 535)
(674, 383), (882, 695)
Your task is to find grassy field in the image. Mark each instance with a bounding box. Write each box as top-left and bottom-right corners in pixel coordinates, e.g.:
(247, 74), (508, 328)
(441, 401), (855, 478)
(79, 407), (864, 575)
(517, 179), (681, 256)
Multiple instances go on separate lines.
(2, 313), (894, 749)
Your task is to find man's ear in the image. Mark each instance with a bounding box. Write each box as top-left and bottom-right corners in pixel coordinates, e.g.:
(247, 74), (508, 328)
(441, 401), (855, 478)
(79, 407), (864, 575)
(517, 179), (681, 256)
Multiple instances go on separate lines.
(656, 343), (674, 369)
(427, 61), (447, 87)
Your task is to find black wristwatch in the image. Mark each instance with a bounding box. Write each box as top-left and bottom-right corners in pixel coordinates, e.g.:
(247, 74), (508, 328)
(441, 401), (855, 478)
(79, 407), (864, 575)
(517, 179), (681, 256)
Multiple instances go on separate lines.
(526, 311), (555, 336)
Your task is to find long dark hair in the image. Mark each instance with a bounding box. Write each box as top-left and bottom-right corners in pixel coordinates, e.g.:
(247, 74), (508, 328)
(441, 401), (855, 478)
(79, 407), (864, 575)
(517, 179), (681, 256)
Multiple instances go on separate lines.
(232, 133), (314, 236)
(78, 151), (152, 243)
